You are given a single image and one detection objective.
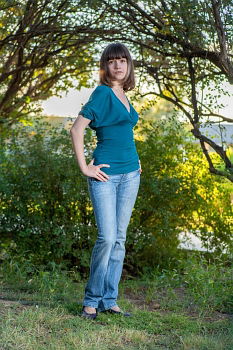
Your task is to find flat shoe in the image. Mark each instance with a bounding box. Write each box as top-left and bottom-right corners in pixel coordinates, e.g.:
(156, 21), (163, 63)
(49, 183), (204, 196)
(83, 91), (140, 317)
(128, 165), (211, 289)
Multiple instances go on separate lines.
(81, 306), (97, 320)
(106, 308), (132, 317)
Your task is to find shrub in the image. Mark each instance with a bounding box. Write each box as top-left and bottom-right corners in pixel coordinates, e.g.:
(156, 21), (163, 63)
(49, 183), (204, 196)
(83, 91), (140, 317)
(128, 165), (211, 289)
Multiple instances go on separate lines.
(0, 116), (232, 273)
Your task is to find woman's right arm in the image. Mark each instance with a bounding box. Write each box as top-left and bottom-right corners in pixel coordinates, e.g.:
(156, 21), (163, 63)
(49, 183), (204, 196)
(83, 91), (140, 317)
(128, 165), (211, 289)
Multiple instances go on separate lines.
(70, 115), (110, 181)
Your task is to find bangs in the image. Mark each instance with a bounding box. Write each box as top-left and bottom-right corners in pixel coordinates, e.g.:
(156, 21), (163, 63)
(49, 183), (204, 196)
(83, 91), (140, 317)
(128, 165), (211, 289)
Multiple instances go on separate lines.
(104, 44), (128, 61)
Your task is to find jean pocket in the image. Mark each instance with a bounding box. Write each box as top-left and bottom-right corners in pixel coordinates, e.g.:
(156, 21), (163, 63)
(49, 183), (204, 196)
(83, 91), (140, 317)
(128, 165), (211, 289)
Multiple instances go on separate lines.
(124, 168), (140, 181)
(89, 176), (100, 182)
(88, 176), (110, 183)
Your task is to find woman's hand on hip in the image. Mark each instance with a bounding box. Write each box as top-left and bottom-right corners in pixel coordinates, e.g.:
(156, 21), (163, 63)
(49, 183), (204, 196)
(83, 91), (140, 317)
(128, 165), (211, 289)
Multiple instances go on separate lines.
(84, 159), (110, 181)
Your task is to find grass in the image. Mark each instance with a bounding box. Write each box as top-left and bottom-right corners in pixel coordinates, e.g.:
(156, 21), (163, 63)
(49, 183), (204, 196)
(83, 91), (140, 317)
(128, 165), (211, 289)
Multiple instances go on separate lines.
(0, 255), (232, 350)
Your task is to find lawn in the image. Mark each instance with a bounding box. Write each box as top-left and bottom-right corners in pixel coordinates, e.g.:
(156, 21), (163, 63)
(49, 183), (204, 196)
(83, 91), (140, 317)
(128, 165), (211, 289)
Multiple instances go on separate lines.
(0, 256), (232, 350)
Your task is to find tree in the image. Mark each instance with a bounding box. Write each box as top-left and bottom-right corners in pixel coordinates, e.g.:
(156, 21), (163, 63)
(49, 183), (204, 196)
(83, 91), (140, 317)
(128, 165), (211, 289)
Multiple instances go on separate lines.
(98, 0), (233, 181)
(0, 0), (113, 134)
(1, 0), (233, 181)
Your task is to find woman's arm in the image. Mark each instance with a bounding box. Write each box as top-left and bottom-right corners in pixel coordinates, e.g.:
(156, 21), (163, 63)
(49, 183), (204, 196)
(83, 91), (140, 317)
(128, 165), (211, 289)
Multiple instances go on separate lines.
(70, 115), (110, 181)
(70, 115), (90, 176)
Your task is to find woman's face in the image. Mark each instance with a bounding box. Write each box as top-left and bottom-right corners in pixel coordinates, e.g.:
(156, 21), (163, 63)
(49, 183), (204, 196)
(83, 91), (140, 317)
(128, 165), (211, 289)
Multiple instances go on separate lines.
(107, 57), (128, 83)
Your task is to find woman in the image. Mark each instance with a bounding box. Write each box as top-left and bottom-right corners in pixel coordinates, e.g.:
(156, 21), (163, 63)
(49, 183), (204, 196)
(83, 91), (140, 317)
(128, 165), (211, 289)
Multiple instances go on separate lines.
(70, 42), (142, 319)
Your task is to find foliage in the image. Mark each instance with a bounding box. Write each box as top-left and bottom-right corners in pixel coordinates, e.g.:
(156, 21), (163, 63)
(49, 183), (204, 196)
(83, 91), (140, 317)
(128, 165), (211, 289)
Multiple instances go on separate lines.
(125, 116), (233, 272)
(0, 117), (97, 271)
(95, 0), (233, 180)
(1, 0), (233, 180)
(0, 116), (232, 272)
(0, 0), (108, 135)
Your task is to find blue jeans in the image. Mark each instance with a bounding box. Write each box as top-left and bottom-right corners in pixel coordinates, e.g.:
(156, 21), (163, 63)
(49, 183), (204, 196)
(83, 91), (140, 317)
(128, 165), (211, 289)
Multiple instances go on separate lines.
(83, 168), (141, 311)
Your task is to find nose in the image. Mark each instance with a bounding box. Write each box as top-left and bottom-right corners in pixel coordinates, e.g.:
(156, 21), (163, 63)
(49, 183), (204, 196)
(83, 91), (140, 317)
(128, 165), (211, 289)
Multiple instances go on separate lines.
(114, 60), (120, 68)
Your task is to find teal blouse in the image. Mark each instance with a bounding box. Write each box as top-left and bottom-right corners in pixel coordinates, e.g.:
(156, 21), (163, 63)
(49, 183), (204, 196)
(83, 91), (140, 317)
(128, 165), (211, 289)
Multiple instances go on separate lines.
(78, 84), (140, 175)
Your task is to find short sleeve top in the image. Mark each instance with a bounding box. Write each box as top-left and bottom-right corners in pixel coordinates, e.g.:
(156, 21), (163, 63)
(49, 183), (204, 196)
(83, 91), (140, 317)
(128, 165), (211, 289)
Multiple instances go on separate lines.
(78, 84), (140, 175)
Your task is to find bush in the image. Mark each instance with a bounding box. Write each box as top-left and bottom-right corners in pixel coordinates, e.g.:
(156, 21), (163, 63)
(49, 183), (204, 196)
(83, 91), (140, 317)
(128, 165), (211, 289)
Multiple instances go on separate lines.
(125, 117), (232, 271)
(0, 118), (96, 272)
(0, 116), (232, 273)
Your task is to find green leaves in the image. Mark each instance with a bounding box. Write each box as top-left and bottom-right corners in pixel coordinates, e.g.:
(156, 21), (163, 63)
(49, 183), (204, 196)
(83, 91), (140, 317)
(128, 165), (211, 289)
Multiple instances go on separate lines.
(0, 113), (232, 273)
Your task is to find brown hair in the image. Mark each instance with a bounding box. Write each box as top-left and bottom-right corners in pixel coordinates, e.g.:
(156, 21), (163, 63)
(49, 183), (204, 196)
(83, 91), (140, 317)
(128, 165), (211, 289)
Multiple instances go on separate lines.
(99, 42), (135, 91)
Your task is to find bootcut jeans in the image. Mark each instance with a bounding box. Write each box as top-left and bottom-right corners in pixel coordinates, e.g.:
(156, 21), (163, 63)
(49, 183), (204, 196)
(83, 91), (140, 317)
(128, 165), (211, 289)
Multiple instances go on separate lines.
(83, 167), (141, 312)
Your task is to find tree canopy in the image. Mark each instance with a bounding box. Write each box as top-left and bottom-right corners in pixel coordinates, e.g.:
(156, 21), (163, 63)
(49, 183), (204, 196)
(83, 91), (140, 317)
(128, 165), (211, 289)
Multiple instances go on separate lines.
(97, 0), (233, 180)
(0, 0), (111, 130)
(0, 0), (233, 180)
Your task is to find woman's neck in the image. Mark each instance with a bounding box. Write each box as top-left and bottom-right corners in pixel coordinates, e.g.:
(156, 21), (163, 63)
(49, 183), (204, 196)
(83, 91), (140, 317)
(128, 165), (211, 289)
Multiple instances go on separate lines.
(111, 82), (124, 92)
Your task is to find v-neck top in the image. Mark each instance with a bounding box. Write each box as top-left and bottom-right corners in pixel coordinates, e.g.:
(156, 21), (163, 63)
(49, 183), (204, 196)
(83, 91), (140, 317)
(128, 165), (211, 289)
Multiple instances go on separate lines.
(78, 84), (140, 175)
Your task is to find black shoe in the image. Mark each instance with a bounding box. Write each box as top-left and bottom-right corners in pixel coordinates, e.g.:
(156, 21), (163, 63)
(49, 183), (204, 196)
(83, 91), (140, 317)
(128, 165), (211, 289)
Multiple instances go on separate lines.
(81, 306), (97, 320)
(106, 308), (132, 317)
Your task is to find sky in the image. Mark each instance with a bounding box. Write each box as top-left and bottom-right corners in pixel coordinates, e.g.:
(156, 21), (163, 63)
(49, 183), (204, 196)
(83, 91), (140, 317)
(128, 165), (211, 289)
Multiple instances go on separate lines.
(41, 86), (92, 118)
(41, 80), (233, 121)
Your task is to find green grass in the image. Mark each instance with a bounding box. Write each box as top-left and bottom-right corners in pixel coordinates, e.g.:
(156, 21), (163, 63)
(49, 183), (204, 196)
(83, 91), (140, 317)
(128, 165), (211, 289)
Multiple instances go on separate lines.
(0, 256), (232, 350)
